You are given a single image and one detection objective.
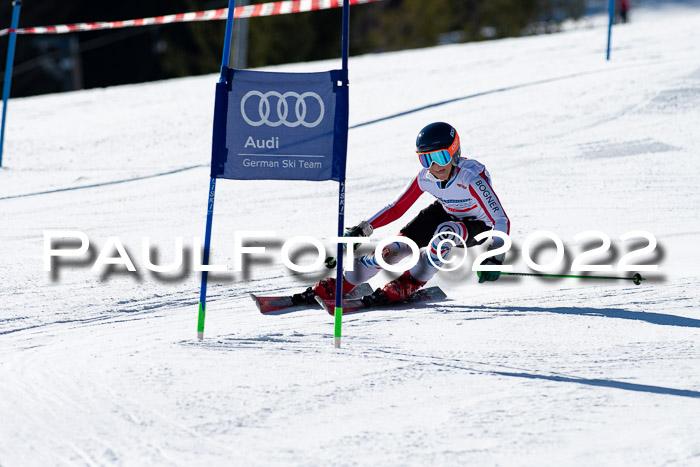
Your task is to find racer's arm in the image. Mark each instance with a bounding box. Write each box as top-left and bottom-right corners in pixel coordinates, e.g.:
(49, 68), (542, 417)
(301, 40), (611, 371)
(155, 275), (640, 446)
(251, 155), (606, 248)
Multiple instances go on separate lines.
(366, 176), (424, 230)
(468, 171), (510, 248)
(469, 171), (510, 283)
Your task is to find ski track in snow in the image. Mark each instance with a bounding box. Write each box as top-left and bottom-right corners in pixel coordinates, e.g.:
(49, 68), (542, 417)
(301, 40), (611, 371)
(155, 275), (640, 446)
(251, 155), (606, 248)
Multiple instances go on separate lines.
(2, 1), (700, 465)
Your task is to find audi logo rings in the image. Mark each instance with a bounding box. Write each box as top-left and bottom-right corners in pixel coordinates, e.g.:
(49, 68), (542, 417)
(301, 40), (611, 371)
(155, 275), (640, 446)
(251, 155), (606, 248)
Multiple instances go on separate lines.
(240, 90), (325, 128)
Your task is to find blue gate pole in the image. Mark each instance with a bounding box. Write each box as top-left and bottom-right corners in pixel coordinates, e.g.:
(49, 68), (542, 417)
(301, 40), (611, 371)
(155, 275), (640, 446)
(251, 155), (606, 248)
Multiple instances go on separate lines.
(0, 0), (22, 167)
(333, 0), (351, 349)
(606, 0), (614, 60)
(197, 177), (218, 340)
(197, 0), (237, 340)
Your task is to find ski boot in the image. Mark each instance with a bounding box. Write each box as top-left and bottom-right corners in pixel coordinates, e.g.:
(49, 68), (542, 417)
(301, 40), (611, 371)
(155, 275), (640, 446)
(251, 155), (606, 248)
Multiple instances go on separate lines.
(291, 287), (317, 306)
(379, 271), (427, 303)
(291, 277), (355, 305)
(361, 288), (391, 307)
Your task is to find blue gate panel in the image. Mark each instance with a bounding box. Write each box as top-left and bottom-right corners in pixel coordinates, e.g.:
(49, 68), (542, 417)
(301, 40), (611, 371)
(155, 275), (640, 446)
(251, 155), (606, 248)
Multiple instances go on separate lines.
(211, 67), (348, 182)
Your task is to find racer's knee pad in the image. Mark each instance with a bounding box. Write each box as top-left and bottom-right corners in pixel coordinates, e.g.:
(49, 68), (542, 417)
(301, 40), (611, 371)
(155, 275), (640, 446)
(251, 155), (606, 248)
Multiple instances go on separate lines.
(431, 221), (467, 250)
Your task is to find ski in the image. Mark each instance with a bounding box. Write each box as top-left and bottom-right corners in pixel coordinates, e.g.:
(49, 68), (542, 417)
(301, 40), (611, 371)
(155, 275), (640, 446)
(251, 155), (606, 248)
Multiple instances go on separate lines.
(251, 282), (372, 314)
(315, 286), (447, 315)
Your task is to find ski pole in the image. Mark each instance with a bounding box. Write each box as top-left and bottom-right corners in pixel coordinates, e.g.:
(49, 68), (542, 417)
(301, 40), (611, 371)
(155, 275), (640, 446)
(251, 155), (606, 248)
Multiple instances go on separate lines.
(324, 240), (361, 269)
(324, 241), (366, 268)
(497, 271), (645, 285)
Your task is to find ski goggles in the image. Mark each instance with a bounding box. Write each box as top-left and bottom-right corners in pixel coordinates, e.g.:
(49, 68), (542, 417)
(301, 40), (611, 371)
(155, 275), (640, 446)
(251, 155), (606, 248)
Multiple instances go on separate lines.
(418, 149), (453, 168)
(417, 133), (460, 168)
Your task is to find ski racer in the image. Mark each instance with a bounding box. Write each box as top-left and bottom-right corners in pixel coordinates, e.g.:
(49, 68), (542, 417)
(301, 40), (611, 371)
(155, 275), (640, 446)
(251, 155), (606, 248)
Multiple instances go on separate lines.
(294, 121), (511, 306)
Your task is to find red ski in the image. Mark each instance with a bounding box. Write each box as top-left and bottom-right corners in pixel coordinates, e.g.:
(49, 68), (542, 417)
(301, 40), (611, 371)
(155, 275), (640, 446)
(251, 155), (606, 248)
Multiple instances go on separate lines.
(315, 286), (447, 315)
(251, 283), (372, 314)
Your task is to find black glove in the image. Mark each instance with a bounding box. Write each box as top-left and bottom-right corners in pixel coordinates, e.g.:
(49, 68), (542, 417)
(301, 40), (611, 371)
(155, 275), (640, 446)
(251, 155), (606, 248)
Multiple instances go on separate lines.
(345, 220), (373, 238)
(477, 252), (504, 283)
(325, 221), (373, 269)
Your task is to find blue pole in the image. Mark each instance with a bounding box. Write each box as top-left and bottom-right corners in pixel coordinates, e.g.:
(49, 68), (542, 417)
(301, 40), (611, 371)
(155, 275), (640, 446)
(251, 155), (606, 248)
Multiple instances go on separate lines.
(333, 0), (351, 348)
(219, 0), (237, 78)
(606, 0), (614, 60)
(341, 0), (350, 73)
(198, 0), (237, 340)
(0, 0), (22, 167)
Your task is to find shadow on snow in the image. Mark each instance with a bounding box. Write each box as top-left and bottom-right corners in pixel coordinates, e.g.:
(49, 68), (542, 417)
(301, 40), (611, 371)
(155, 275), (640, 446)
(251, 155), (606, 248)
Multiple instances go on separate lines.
(377, 349), (700, 400)
(441, 304), (700, 328)
(350, 68), (622, 130)
(493, 371), (700, 399)
(0, 164), (206, 200)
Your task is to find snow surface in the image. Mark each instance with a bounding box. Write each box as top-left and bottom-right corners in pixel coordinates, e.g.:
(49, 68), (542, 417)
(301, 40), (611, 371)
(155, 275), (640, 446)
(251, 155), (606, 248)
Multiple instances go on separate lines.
(2, 2), (700, 465)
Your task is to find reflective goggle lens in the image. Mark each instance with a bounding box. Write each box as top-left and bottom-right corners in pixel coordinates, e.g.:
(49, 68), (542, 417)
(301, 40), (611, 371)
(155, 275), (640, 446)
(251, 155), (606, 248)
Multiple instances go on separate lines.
(418, 149), (452, 168)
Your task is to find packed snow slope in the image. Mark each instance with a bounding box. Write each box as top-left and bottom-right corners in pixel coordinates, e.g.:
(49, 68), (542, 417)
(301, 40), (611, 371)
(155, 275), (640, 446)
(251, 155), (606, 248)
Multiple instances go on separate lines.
(1, 2), (700, 465)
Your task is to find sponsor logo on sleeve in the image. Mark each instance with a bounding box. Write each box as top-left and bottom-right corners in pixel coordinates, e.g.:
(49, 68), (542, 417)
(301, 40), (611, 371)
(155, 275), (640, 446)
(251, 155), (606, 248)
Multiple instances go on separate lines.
(474, 179), (500, 213)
